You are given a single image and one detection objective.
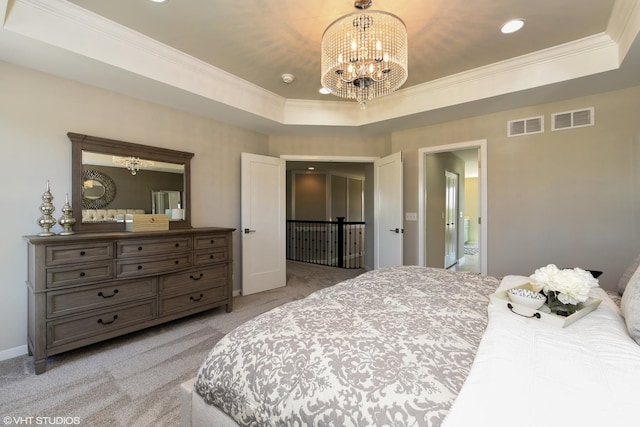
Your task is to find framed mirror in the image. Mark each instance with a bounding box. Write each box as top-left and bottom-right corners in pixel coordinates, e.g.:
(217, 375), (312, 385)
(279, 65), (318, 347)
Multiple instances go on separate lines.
(69, 132), (194, 232)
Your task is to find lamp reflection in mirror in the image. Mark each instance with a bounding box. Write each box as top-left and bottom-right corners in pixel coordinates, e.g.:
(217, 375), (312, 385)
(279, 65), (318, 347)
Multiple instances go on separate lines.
(112, 156), (155, 175)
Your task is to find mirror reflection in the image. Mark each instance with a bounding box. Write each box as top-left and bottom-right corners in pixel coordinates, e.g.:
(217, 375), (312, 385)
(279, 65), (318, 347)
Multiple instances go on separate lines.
(152, 190), (184, 221)
(83, 180), (106, 200)
(81, 151), (185, 223)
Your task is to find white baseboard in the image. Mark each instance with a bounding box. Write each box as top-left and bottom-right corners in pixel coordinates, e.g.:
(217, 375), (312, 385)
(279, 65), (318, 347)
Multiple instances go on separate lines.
(0, 345), (28, 362)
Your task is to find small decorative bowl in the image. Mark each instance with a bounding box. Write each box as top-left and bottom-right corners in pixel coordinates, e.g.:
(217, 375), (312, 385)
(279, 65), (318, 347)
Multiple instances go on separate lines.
(508, 287), (546, 309)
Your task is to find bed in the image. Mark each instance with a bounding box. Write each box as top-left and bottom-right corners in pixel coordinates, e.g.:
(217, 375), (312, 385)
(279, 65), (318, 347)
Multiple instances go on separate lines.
(181, 263), (640, 426)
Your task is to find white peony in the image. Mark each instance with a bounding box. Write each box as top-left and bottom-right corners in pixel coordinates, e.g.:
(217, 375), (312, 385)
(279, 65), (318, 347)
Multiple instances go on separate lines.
(529, 264), (560, 293)
(529, 264), (599, 305)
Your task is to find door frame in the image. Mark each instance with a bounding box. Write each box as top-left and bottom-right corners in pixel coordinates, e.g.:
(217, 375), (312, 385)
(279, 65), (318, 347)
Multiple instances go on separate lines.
(280, 155), (379, 270)
(444, 170), (459, 268)
(417, 140), (488, 274)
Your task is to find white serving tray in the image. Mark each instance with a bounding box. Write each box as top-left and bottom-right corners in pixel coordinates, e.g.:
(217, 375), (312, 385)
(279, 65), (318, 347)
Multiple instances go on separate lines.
(489, 286), (601, 328)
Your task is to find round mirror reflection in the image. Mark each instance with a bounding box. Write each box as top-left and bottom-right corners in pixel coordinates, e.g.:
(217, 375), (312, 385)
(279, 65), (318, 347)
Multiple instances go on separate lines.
(83, 179), (106, 200)
(81, 170), (116, 209)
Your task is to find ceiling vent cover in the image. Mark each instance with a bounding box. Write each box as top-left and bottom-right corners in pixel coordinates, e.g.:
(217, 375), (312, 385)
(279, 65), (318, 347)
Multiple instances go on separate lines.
(552, 107), (594, 131)
(508, 116), (544, 137)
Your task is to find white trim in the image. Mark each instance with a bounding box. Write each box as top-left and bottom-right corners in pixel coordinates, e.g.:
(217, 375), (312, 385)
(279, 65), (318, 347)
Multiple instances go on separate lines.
(0, 345), (28, 362)
(607, 0), (640, 60)
(4, 1), (633, 129)
(280, 155), (379, 163)
(418, 140), (488, 275)
(282, 154), (376, 265)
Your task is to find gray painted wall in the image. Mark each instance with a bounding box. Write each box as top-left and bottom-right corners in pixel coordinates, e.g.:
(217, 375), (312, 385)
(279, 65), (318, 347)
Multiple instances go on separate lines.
(2, 58), (640, 358)
(394, 87), (640, 286)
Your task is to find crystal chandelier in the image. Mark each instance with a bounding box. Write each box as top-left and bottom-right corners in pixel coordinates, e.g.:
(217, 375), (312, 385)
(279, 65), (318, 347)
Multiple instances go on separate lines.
(321, 0), (408, 109)
(112, 156), (154, 175)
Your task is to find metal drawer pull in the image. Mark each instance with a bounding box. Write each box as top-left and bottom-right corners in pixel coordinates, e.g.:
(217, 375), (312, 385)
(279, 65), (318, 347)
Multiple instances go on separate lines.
(190, 273), (204, 281)
(190, 294), (204, 302)
(97, 289), (119, 299)
(79, 272), (86, 277)
(175, 243), (180, 247)
(210, 254), (215, 259)
(137, 265), (143, 270)
(80, 251), (86, 256)
(210, 239), (215, 244)
(97, 315), (118, 325)
(137, 246), (143, 251)
(175, 260), (180, 264)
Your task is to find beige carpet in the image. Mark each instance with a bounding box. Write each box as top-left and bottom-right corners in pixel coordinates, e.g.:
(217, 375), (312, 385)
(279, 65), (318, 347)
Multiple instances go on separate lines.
(0, 261), (364, 427)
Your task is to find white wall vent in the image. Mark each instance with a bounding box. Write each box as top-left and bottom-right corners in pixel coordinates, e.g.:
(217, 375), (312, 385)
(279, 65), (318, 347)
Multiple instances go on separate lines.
(552, 107), (594, 131)
(507, 116), (544, 137)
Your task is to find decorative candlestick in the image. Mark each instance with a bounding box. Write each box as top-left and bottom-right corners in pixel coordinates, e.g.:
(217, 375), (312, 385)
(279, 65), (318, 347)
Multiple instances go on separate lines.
(37, 180), (57, 236)
(58, 193), (76, 235)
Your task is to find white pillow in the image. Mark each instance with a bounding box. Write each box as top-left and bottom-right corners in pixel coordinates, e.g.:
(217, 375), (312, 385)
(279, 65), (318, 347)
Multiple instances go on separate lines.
(618, 253), (640, 296)
(620, 262), (640, 345)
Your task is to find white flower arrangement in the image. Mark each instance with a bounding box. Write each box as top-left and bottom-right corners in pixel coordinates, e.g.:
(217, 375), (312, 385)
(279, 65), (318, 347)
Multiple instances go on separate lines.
(529, 264), (599, 305)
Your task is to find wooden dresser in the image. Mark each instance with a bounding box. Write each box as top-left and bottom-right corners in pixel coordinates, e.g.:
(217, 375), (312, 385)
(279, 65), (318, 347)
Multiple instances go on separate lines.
(24, 227), (234, 374)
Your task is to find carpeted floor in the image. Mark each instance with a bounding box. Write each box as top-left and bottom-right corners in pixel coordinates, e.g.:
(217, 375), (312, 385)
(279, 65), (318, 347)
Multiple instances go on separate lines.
(0, 261), (364, 427)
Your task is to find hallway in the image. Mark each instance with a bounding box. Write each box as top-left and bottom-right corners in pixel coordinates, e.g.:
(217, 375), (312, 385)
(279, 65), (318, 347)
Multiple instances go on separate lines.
(448, 243), (480, 273)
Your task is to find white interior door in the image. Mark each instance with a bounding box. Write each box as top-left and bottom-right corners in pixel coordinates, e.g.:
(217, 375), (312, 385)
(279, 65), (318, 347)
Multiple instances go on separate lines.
(241, 153), (286, 295)
(374, 152), (403, 268)
(444, 170), (458, 268)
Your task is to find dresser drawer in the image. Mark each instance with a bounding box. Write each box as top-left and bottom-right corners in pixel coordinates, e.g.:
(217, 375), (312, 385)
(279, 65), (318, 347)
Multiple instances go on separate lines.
(46, 242), (113, 266)
(46, 262), (114, 289)
(116, 236), (192, 258)
(159, 265), (227, 295)
(116, 253), (192, 279)
(194, 234), (229, 250)
(159, 286), (228, 317)
(194, 248), (228, 265)
(47, 300), (157, 349)
(47, 278), (156, 318)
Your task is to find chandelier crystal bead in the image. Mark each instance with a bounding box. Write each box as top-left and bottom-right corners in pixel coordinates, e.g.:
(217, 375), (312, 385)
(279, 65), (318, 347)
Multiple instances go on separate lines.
(321, 2), (408, 108)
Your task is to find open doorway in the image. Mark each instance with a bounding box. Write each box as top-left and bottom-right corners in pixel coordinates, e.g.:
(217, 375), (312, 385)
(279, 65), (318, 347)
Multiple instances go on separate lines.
(282, 156), (378, 271)
(417, 140), (488, 275)
(285, 161), (369, 269)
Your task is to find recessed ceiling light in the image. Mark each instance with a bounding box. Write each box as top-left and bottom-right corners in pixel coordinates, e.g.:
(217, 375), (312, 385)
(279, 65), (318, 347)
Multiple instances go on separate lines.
(501, 19), (525, 34)
(150, 0), (169, 4)
(319, 87), (331, 95)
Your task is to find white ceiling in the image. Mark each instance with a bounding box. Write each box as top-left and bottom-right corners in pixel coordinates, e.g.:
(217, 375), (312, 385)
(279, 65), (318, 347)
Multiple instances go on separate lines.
(66, 0), (619, 101)
(1, 0), (640, 136)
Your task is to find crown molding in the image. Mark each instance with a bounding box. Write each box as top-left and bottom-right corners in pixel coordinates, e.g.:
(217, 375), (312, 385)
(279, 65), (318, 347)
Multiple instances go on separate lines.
(359, 33), (619, 124)
(288, 34), (621, 126)
(608, 0), (640, 60)
(3, 0), (638, 130)
(4, 0), (287, 122)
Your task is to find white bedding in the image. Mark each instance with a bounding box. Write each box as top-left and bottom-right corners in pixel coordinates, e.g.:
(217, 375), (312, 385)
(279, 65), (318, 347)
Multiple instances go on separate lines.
(443, 275), (640, 427)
